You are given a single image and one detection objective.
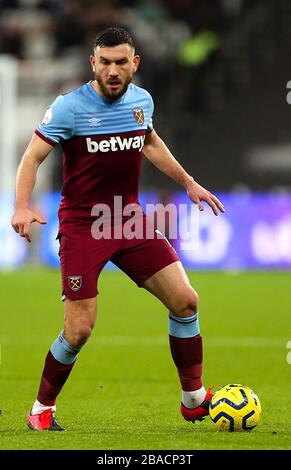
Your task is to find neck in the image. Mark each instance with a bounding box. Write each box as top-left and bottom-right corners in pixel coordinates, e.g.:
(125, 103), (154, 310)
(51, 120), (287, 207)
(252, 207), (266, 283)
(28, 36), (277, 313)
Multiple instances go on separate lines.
(91, 80), (102, 96)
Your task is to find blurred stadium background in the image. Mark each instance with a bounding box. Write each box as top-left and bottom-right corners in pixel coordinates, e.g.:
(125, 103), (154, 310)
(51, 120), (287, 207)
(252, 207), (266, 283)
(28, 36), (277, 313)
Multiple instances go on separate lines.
(1, 0), (291, 450)
(1, 0), (291, 270)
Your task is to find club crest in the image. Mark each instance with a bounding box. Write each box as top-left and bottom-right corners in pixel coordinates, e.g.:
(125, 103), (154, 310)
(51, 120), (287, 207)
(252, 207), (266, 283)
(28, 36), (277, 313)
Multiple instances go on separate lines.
(68, 276), (82, 291)
(132, 107), (144, 125)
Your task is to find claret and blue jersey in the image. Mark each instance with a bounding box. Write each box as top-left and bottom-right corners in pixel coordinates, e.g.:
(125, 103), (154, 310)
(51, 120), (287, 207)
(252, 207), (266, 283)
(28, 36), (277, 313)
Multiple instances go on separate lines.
(35, 82), (154, 222)
(34, 81), (179, 300)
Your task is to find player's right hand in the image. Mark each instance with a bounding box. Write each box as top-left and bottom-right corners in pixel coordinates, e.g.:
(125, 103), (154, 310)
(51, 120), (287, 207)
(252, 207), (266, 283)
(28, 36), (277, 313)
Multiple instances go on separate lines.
(11, 208), (47, 243)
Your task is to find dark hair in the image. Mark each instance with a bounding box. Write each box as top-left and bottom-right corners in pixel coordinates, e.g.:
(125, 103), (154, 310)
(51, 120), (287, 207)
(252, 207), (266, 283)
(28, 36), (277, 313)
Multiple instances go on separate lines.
(94, 26), (135, 50)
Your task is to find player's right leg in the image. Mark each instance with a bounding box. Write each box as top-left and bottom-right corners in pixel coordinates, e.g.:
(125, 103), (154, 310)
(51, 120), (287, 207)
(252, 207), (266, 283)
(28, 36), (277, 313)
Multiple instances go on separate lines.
(27, 227), (119, 431)
(27, 297), (96, 431)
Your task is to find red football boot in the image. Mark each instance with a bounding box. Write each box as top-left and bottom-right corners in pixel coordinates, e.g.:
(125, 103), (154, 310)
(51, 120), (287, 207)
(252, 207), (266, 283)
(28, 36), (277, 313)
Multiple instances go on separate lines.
(27, 409), (65, 431)
(181, 387), (214, 422)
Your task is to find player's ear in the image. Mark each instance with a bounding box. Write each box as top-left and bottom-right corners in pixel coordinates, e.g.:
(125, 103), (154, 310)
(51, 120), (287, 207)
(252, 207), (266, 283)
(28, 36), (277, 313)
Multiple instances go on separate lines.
(90, 54), (96, 72)
(133, 55), (140, 73)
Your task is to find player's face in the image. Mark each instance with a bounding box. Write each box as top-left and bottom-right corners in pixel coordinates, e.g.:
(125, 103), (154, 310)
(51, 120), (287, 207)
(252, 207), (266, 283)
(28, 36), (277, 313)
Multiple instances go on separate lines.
(90, 44), (140, 102)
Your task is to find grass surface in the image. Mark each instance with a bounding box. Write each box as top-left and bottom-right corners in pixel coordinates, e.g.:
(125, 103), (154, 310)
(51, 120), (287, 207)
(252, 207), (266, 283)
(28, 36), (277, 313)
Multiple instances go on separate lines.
(0, 269), (290, 450)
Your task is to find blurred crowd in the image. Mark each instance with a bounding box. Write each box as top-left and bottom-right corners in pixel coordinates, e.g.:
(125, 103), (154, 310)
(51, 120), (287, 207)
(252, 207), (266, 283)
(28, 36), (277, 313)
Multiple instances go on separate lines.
(0, 0), (263, 123)
(0, 0), (248, 56)
(0, 0), (250, 85)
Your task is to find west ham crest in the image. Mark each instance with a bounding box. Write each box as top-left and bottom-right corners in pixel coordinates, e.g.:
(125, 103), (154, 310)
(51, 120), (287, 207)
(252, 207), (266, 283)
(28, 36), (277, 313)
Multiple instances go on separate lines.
(68, 276), (82, 291)
(132, 107), (144, 125)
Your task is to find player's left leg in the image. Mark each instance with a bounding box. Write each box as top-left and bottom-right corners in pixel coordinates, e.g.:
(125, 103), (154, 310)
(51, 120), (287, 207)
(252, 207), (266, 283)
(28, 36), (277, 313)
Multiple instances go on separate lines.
(112, 217), (212, 422)
(142, 261), (213, 422)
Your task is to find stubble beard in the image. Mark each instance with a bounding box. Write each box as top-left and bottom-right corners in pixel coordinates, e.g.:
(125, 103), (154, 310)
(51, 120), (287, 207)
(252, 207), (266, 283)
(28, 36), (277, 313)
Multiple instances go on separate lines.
(95, 74), (132, 102)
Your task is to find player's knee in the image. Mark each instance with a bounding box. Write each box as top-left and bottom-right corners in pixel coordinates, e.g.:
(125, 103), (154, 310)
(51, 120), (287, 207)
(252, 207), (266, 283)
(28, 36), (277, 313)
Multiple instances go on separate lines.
(75, 324), (93, 347)
(171, 288), (199, 317)
(67, 319), (94, 348)
(64, 299), (96, 348)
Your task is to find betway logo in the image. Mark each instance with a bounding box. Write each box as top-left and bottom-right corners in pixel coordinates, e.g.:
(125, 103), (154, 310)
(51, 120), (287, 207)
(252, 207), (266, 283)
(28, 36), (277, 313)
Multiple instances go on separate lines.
(86, 135), (145, 153)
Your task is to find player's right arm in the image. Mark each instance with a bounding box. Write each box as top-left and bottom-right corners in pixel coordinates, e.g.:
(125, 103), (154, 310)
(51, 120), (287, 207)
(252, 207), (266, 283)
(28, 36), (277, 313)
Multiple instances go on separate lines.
(12, 93), (74, 242)
(11, 134), (53, 242)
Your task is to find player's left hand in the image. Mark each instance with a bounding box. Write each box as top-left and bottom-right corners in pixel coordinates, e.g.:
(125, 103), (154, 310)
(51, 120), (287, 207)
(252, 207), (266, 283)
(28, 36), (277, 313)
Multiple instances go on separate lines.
(186, 179), (225, 216)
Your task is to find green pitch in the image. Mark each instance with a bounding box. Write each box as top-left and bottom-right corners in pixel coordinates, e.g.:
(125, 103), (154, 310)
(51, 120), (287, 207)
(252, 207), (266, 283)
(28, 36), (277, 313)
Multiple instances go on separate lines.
(0, 269), (290, 450)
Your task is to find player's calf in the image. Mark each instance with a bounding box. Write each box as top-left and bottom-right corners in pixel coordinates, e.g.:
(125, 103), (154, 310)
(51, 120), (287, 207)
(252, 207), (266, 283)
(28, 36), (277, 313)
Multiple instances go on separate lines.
(167, 288), (211, 423)
(28, 331), (80, 431)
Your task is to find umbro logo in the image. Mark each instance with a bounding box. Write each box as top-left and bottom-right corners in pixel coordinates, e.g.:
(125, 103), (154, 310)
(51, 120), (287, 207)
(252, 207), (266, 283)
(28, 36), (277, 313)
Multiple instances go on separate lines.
(88, 117), (102, 127)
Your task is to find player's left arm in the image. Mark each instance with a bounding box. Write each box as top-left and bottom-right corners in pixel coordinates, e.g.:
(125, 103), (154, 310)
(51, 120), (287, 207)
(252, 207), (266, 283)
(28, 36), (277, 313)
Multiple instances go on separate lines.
(143, 129), (225, 216)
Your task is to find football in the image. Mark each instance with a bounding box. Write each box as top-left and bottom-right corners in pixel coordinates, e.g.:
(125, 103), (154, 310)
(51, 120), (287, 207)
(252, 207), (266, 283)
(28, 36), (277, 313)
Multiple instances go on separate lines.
(209, 384), (261, 431)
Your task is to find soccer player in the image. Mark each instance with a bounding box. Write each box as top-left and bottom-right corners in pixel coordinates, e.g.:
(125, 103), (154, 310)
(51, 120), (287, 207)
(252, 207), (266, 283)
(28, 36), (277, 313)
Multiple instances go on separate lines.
(11, 27), (224, 431)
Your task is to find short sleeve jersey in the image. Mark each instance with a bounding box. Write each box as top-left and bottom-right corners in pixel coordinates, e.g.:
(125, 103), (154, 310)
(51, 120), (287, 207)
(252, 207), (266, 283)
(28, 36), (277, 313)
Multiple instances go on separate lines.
(35, 82), (154, 223)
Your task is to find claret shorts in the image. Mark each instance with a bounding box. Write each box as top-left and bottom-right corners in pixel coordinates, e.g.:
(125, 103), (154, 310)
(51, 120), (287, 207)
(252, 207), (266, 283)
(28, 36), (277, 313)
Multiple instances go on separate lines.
(58, 215), (179, 300)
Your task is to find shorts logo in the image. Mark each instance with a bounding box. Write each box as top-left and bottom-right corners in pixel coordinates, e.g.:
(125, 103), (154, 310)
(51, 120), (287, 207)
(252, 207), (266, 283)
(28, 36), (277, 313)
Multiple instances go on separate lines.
(133, 107), (144, 125)
(68, 276), (82, 291)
